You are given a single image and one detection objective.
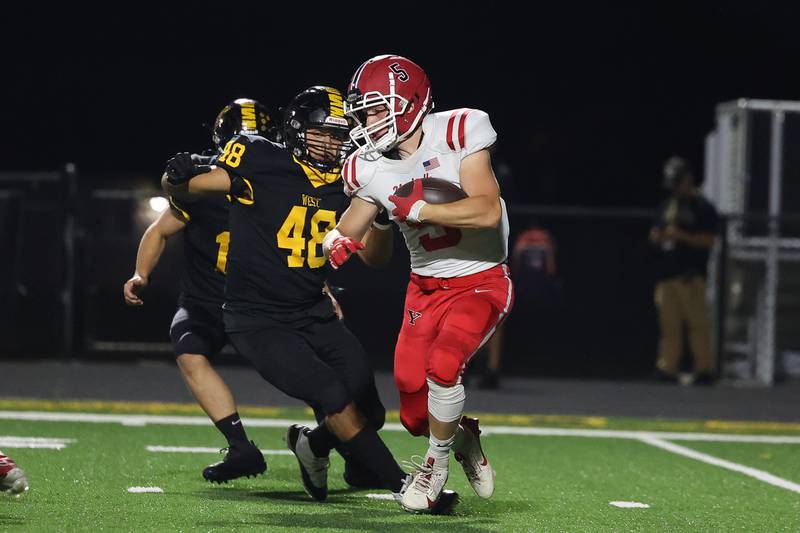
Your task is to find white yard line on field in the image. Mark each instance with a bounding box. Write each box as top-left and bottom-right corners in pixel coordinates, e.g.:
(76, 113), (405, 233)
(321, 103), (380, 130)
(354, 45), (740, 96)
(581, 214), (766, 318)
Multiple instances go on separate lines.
(478, 426), (800, 444)
(127, 486), (163, 493)
(2, 410), (800, 444)
(639, 436), (800, 495)
(609, 501), (650, 508)
(145, 445), (293, 455)
(0, 436), (76, 450)
(365, 493), (396, 501)
(5, 410), (800, 495)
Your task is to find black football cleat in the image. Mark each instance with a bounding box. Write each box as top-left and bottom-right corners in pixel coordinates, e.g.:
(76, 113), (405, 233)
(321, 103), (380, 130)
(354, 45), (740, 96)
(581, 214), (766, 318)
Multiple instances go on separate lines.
(202, 440), (266, 484)
(286, 424), (329, 502)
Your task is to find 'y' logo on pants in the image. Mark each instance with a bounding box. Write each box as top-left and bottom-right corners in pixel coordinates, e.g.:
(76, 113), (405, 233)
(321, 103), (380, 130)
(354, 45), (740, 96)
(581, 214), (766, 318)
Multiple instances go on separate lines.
(408, 309), (422, 325)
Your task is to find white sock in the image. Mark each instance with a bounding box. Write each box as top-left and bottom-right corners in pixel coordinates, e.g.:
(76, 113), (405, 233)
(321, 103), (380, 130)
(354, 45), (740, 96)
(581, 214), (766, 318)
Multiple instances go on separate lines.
(427, 432), (455, 468)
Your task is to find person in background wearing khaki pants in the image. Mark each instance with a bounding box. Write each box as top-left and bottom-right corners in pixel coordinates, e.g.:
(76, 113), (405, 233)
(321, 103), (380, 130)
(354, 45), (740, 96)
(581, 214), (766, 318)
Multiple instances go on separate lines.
(649, 156), (718, 385)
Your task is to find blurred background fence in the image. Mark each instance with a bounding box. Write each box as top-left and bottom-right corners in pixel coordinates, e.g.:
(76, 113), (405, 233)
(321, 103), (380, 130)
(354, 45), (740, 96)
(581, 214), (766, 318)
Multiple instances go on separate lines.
(4, 118), (800, 385)
(0, 177), (681, 379)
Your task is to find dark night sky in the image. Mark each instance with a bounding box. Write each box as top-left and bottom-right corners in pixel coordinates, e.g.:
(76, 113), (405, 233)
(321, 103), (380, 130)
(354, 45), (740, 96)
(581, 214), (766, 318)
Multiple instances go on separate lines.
(5, 3), (799, 207)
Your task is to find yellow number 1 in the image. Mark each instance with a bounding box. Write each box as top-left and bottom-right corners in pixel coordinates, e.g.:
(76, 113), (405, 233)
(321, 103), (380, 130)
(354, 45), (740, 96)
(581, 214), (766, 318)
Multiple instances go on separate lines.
(215, 231), (230, 273)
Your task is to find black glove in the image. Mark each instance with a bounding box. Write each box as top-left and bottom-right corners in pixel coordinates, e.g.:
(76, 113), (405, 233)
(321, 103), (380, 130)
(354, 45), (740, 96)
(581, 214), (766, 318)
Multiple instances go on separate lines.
(165, 152), (212, 186)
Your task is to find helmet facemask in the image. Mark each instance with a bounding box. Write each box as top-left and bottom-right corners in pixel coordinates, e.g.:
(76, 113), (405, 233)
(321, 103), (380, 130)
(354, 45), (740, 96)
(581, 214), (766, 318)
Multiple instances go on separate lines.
(346, 71), (429, 155)
(293, 124), (353, 172)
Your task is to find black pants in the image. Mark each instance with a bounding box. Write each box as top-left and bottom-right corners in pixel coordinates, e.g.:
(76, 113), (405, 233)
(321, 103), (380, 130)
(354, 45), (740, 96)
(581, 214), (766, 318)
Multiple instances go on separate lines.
(226, 313), (385, 429)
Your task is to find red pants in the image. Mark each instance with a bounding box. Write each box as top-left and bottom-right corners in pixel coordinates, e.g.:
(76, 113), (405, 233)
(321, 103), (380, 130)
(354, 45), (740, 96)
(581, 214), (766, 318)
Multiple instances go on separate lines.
(394, 264), (514, 435)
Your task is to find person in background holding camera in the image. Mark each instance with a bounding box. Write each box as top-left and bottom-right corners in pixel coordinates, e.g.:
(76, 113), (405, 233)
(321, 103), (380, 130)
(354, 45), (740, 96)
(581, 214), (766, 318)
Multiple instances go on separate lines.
(649, 156), (718, 385)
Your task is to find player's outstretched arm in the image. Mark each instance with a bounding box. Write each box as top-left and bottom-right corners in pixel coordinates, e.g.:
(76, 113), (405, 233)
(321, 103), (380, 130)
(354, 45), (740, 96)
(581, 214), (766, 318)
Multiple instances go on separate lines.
(161, 167), (232, 196)
(161, 152), (232, 197)
(123, 209), (186, 306)
(323, 197), (379, 269)
(358, 209), (393, 268)
(411, 149), (502, 229)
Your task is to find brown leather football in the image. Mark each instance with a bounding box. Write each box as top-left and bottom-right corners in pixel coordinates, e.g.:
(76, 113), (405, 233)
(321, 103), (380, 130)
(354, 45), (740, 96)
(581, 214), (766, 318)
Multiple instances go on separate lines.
(394, 178), (467, 204)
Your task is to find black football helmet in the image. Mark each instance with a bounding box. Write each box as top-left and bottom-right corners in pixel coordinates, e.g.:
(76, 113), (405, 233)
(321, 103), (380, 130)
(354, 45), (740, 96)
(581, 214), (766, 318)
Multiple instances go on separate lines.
(283, 86), (353, 172)
(212, 98), (281, 152)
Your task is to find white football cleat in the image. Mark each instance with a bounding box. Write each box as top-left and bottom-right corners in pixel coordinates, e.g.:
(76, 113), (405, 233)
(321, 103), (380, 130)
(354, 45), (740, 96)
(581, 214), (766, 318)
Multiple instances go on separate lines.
(286, 424), (329, 501)
(0, 453), (29, 497)
(454, 416), (495, 498)
(399, 456), (449, 513)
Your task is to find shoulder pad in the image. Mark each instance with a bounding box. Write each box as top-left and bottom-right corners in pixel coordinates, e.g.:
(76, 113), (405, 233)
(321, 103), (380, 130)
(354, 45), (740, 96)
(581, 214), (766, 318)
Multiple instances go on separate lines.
(216, 133), (282, 178)
(341, 150), (378, 200)
(428, 109), (497, 157)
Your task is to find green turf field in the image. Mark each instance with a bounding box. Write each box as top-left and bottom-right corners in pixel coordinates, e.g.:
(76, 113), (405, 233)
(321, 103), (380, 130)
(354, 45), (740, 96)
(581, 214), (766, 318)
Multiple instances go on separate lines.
(1, 403), (799, 532)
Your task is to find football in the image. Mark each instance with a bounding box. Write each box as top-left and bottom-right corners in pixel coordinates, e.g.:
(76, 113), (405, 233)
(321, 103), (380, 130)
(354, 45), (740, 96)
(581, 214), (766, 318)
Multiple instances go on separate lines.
(394, 177), (467, 204)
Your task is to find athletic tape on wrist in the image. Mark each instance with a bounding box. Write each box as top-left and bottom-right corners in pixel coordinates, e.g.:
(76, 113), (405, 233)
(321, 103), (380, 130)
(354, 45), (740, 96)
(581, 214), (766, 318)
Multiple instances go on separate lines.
(322, 228), (342, 255)
(406, 200), (427, 224)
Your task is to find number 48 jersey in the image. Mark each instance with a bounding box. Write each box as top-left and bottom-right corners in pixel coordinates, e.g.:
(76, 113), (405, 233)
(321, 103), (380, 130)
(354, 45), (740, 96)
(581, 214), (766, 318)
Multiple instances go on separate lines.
(342, 108), (509, 278)
(215, 134), (350, 315)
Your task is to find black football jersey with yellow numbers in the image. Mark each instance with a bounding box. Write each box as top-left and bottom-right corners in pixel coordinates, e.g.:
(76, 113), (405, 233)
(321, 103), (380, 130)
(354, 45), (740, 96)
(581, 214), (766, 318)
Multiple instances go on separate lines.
(169, 192), (230, 306)
(215, 134), (349, 315)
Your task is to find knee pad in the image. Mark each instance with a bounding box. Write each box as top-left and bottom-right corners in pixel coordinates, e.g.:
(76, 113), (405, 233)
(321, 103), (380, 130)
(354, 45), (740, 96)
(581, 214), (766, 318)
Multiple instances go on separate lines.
(312, 381), (352, 417)
(399, 389), (429, 436)
(426, 330), (475, 386)
(427, 298), (498, 385)
(426, 379), (465, 423)
(356, 391), (386, 431)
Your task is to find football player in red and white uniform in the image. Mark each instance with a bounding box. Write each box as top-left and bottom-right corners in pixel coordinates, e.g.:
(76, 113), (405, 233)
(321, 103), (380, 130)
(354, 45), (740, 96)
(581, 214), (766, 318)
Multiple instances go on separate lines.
(323, 55), (513, 512)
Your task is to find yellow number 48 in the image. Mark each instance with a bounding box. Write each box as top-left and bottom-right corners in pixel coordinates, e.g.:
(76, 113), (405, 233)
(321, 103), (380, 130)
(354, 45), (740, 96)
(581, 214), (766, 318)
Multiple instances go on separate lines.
(277, 206), (337, 268)
(219, 140), (246, 168)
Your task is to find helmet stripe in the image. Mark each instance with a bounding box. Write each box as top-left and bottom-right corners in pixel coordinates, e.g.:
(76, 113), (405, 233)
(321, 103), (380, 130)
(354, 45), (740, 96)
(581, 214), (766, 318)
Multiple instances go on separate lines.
(239, 102), (257, 133)
(350, 59), (369, 90)
(324, 87), (345, 118)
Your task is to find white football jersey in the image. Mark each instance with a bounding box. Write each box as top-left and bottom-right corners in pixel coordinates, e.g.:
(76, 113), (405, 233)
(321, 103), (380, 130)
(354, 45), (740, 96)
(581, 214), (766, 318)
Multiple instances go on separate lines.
(342, 108), (509, 278)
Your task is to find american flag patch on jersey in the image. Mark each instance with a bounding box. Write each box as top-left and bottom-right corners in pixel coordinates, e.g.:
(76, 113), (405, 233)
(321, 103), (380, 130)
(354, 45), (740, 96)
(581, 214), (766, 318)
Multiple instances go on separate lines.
(422, 157), (440, 171)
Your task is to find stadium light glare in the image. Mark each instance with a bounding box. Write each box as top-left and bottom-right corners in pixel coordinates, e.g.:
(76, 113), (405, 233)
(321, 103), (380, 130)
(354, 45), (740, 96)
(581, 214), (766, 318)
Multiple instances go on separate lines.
(148, 196), (169, 213)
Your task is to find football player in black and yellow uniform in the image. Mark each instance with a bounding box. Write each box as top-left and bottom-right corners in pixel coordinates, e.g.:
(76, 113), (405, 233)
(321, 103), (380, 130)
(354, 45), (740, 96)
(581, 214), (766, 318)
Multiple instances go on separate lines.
(124, 99), (279, 483)
(162, 86), (410, 503)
